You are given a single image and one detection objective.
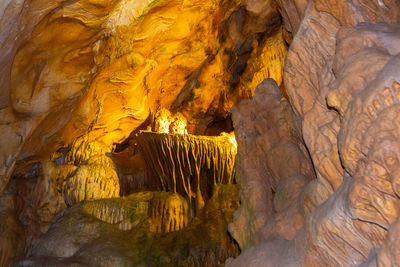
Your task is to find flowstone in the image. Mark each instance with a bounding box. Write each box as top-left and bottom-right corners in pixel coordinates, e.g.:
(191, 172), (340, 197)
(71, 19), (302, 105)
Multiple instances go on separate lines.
(50, 135), (120, 206)
(136, 131), (237, 211)
(15, 185), (240, 267)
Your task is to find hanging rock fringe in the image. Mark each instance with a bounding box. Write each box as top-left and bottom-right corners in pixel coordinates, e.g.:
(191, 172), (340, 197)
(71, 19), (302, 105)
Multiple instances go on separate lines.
(136, 131), (237, 211)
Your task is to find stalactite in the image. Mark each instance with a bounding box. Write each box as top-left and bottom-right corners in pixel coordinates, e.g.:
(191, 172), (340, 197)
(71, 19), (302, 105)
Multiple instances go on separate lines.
(136, 131), (237, 212)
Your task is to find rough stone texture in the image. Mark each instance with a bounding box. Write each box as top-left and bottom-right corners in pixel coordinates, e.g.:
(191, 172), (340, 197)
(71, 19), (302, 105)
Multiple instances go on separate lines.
(236, 29), (287, 99)
(136, 131), (237, 211)
(1, 0), (400, 266)
(54, 136), (120, 206)
(0, 183), (25, 267)
(0, 0), (284, 198)
(229, 79), (315, 249)
(228, 1), (400, 266)
(14, 185), (240, 267)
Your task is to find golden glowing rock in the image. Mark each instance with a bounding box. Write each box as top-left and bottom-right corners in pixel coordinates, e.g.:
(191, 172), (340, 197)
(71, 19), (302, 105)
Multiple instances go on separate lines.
(47, 136), (120, 206)
(149, 192), (189, 233)
(67, 135), (111, 165)
(136, 131), (237, 211)
(154, 109), (188, 135)
(63, 162), (120, 206)
(154, 109), (173, 133)
(220, 132), (238, 149)
(170, 112), (188, 135)
(237, 30), (287, 98)
(0, 0), (283, 196)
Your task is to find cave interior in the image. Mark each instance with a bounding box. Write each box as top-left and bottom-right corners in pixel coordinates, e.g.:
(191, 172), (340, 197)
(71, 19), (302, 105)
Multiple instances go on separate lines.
(0, 0), (400, 266)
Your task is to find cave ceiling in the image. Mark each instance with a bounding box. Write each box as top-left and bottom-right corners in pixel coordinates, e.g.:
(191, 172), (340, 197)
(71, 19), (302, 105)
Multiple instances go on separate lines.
(0, 0), (286, 194)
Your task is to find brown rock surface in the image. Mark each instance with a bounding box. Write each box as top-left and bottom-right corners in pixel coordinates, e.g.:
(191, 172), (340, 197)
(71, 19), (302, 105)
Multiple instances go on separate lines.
(229, 79), (315, 249)
(14, 186), (240, 266)
(1, 0), (400, 266)
(228, 1), (400, 267)
(0, 0), (284, 197)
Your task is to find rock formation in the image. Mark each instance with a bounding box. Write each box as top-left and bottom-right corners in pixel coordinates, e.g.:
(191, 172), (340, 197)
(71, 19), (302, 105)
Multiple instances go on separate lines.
(228, 79), (315, 250)
(62, 136), (120, 205)
(0, 0), (285, 198)
(227, 1), (400, 267)
(1, 0), (400, 266)
(136, 131), (237, 211)
(14, 185), (240, 266)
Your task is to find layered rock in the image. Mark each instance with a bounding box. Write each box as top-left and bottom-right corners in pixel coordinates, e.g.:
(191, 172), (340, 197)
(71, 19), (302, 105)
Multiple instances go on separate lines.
(52, 136), (120, 205)
(237, 29), (287, 99)
(15, 185), (240, 266)
(149, 192), (189, 233)
(2, 0), (400, 266)
(0, 0), (283, 198)
(228, 1), (400, 266)
(136, 131), (237, 211)
(228, 79), (315, 250)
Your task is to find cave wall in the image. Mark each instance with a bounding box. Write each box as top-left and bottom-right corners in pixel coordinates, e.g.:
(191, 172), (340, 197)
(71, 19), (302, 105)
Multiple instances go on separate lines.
(0, 0), (287, 265)
(228, 0), (400, 266)
(0, 0), (285, 195)
(1, 0), (400, 266)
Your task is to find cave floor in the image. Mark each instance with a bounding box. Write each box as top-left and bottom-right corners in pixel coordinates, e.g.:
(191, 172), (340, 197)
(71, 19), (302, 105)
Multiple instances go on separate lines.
(15, 185), (240, 267)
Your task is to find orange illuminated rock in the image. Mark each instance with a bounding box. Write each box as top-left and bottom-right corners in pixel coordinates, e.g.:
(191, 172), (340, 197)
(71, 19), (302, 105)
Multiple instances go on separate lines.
(48, 136), (120, 205)
(2, 0), (400, 266)
(0, 0), (281, 197)
(136, 131), (237, 211)
(237, 29), (287, 99)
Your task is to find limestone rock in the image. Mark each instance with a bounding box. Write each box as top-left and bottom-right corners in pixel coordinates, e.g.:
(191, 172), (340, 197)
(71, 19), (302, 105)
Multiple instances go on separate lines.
(136, 131), (237, 211)
(82, 192), (152, 231)
(149, 192), (189, 233)
(229, 79), (314, 249)
(229, 1), (400, 266)
(1, 0), (400, 266)
(49, 136), (120, 206)
(0, 0), (281, 197)
(15, 186), (240, 266)
(237, 29), (287, 99)
(0, 186), (25, 267)
(63, 162), (120, 205)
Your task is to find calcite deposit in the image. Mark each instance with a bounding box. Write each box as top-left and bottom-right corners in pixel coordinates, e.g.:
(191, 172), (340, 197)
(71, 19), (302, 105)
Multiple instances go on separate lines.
(228, 1), (400, 267)
(1, 0), (400, 266)
(229, 79), (315, 249)
(136, 131), (237, 211)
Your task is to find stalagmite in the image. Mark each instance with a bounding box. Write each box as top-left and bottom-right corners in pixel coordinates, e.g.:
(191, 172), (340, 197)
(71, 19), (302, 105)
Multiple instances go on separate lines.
(47, 136), (120, 206)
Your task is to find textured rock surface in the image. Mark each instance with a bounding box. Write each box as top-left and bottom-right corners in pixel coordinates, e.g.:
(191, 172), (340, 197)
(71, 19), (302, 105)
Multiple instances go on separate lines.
(54, 135), (120, 205)
(229, 79), (315, 249)
(136, 131), (237, 211)
(228, 1), (400, 267)
(0, 0), (284, 197)
(1, 0), (400, 266)
(15, 186), (240, 266)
